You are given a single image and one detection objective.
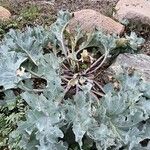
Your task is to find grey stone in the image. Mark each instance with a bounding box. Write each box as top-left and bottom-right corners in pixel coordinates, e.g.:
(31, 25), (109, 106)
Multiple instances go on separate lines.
(108, 53), (150, 81)
(114, 0), (150, 25)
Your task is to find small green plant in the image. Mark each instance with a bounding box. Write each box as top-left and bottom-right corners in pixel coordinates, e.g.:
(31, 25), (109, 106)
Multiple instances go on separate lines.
(20, 5), (39, 21)
(0, 90), (28, 149)
(0, 11), (149, 150)
(0, 4), (55, 40)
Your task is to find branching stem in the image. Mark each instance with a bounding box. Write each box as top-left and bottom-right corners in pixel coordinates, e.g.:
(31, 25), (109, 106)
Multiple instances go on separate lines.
(26, 69), (42, 78)
(91, 90), (105, 97)
(89, 51), (109, 74)
(61, 77), (69, 82)
(62, 75), (73, 79)
(94, 81), (105, 93)
(85, 54), (104, 73)
(62, 63), (70, 71)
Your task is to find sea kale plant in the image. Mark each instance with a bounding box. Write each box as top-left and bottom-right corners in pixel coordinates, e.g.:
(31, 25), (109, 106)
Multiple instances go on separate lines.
(0, 10), (149, 150)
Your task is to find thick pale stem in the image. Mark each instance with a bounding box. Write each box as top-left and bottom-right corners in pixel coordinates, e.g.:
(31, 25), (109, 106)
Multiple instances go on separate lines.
(91, 90), (105, 97)
(61, 77), (69, 82)
(16, 42), (38, 66)
(85, 54), (104, 73)
(62, 75), (73, 79)
(60, 22), (70, 57)
(62, 63), (70, 70)
(91, 92), (100, 101)
(89, 51), (108, 74)
(26, 69), (42, 78)
(94, 81), (105, 93)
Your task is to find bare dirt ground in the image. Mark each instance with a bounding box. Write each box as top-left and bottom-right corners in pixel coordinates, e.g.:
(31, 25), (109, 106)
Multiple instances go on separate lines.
(0, 0), (119, 19)
(54, 0), (119, 16)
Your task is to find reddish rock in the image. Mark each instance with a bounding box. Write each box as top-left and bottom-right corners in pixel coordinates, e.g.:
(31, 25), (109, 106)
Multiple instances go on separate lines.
(0, 6), (11, 20)
(114, 0), (150, 25)
(68, 9), (125, 35)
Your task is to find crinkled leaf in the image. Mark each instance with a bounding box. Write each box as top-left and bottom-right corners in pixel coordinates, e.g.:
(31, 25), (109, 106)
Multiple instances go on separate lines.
(2, 26), (49, 65)
(21, 92), (65, 124)
(125, 32), (145, 51)
(96, 73), (150, 149)
(79, 31), (117, 54)
(10, 91), (67, 150)
(65, 92), (96, 148)
(87, 124), (117, 150)
(49, 10), (72, 55)
(0, 52), (30, 90)
(36, 53), (64, 101)
(3, 90), (17, 110)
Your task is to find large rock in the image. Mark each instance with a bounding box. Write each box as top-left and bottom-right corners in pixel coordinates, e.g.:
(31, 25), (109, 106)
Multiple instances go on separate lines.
(108, 53), (150, 82)
(114, 0), (150, 25)
(68, 9), (125, 35)
(0, 6), (11, 20)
